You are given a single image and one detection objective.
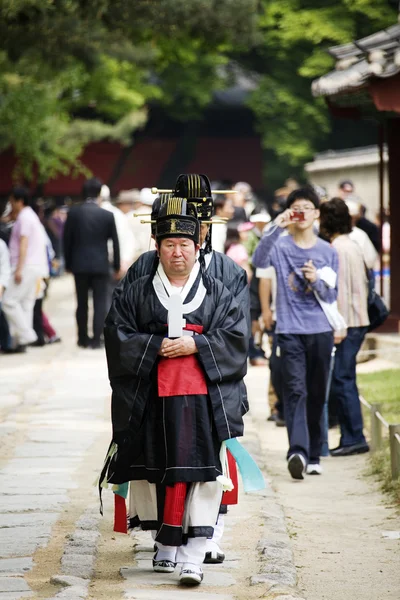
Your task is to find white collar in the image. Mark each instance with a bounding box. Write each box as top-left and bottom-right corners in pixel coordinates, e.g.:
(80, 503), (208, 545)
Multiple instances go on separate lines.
(153, 261), (207, 314)
(204, 251), (213, 270)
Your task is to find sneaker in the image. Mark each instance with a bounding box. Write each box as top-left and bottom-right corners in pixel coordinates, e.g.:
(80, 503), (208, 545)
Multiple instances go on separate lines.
(204, 550), (225, 564)
(179, 564), (203, 586)
(152, 552), (176, 573)
(288, 453), (306, 480)
(306, 463), (323, 475)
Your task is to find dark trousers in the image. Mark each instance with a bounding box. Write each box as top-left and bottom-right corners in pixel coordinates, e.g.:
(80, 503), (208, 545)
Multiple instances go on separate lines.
(74, 273), (108, 345)
(107, 267), (118, 311)
(269, 332), (284, 418)
(330, 326), (368, 447)
(0, 303), (11, 350)
(33, 298), (45, 345)
(248, 334), (265, 360)
(278, 332), (333, 463)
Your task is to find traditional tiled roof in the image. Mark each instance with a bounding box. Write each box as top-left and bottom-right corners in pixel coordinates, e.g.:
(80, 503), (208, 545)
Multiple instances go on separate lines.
(312, 24), (400, 98)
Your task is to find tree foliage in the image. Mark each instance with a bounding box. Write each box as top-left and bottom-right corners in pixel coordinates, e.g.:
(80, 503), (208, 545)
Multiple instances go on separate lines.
(0, 0), (397, 184)
(247, 0), (397, 176)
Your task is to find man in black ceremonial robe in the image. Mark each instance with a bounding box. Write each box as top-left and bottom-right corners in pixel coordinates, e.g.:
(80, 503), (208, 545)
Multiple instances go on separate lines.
(114, 173), (250, 328)
(113, 173), (250, 564)
(103, 197), (249, 586)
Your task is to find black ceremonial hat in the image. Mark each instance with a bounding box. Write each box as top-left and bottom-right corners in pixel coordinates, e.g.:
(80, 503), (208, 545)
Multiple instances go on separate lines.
(151, 193), (171, 236)
(173, 173), (213, 220)
(156, 197), (200, 245)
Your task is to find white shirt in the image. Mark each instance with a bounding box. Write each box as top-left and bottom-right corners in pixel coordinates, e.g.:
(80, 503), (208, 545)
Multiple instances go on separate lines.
(101, 201), (136, 268)
(211, 224), (227, 254)
(349, 226), (378, 270)
(0, 239), (11, 290)
(126, 206), (155, 261)
(256, 266), (277, 321)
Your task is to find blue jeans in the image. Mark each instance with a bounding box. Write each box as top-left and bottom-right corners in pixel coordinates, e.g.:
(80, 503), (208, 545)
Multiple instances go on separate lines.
(330, 326), (368, 447)
(278, 332), (334, 463)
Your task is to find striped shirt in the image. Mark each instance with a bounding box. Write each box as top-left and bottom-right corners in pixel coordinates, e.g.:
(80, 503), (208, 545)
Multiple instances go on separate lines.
(332, 235), (369, 328)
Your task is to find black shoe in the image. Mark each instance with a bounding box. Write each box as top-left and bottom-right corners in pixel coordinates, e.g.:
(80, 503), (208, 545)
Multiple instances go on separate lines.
(267, 414), (278, 422)
(330, 442), (370, 457)
(287, 453), (306, 480)
(90, 340), (104, 349)
(78, 339), (90, 348)
(204, 550), (225, 564)
(3, 344), (27, 354)
(275, 416), (286, 427)
(29, 340), (46, 347)
(152, 552), (176, 573)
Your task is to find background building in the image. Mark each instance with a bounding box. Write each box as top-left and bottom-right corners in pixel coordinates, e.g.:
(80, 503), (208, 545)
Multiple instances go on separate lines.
(312, 22), (400, 331)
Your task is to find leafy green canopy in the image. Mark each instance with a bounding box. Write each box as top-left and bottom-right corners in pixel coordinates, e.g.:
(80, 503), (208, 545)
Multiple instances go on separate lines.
(0, 0), (396, 184)
(247, 0), (396, 178)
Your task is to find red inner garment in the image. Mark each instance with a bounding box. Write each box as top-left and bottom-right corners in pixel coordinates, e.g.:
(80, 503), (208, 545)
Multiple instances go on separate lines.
(158, 325), (208, 396)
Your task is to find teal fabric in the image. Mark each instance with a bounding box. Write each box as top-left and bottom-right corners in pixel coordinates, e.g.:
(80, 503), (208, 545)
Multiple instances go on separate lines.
(225, 438), (266, 493)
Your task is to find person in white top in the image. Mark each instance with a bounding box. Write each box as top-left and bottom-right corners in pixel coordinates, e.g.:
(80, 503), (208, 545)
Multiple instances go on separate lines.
(2, 188), (48, 352)
(100, 185), (136, 274)
(125, 187), (155, 260)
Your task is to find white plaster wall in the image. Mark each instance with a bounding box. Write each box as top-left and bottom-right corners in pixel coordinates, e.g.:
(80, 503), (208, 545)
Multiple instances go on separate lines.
(306, 164), (389, 221)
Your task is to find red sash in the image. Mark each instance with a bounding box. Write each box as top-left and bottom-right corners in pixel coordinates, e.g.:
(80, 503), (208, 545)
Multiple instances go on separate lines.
(222, 450), (239, 505)
(157, 325), (207, 396)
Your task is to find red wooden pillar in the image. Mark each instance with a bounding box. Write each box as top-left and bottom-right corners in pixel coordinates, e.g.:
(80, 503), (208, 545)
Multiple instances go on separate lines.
(387, 117), (400, 332)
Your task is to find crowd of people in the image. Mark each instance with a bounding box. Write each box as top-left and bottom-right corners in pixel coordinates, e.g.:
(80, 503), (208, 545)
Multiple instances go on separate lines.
(0, 189), (62, 353)
(0, 171), (387, 585)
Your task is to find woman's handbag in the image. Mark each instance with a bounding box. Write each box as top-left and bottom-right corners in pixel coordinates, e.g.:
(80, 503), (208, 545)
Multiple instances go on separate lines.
(366, 268), (389, 332)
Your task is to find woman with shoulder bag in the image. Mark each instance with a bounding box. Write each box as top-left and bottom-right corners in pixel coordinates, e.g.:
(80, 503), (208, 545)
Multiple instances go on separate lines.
(319, 198), (370, 457)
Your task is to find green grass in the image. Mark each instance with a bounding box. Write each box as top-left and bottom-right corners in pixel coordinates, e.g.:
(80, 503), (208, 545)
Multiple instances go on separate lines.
(358, 369), (400, 506)
(358, 369), (400, 424)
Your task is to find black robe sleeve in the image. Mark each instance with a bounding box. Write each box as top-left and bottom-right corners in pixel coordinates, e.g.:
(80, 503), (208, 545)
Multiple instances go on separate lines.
(104, 282), (164, 438)
(104, 284), (163, 381)
(213, 253), (250, 336)
(194, 281), (248, 384)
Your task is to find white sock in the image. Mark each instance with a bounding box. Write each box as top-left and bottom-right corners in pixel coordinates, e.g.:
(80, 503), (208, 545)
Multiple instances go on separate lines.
(176, 537), (207, 566)
(206, 514), (224, 553)
(155, 543), (177, 562)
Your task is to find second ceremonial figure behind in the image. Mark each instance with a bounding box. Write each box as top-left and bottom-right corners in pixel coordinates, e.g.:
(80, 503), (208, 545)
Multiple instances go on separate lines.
(103, 198), (249, 586)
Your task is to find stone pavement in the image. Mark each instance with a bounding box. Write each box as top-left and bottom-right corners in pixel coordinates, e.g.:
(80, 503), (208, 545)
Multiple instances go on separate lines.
(0, 278), (108, 599)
